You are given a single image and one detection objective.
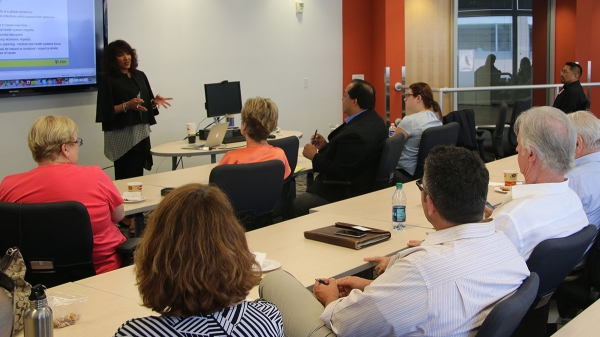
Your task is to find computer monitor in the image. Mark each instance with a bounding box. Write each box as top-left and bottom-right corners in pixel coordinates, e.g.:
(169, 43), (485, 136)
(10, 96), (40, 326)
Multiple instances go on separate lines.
(204, 81), (242, 118)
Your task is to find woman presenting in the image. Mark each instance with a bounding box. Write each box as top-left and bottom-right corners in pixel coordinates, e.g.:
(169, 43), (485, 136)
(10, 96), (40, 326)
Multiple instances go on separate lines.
(96, 39), (172, 180)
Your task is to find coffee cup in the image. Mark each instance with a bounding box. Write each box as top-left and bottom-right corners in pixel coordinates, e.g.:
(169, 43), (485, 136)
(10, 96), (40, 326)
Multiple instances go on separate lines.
(186, 123), (197, 143)
(127, 182), (143, 193)
(503, 170), (518, 186)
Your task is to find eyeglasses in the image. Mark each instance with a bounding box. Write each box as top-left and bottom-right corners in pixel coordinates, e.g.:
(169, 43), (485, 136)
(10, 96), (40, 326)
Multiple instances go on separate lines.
(405, 93), (415, 98)
(0, 272), (15, 336)
(415, 179), (427, 195)
(69, 138), (83, 146)
(560, 69), (572, 74)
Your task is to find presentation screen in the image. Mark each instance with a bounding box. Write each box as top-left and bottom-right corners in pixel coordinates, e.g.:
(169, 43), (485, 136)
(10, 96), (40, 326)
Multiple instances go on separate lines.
(0, 0), (106, 98)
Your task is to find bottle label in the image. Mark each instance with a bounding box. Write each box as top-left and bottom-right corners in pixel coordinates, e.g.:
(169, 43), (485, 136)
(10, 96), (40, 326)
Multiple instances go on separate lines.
(392, 205), (406, 222)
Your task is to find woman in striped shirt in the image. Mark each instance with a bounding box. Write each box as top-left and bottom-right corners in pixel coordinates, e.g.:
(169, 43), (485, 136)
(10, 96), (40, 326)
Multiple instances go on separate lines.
(114, 183), (283, 337)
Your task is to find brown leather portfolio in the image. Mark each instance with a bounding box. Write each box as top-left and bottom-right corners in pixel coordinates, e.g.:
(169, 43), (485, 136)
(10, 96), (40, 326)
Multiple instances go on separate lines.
(304, 222), (391, 249)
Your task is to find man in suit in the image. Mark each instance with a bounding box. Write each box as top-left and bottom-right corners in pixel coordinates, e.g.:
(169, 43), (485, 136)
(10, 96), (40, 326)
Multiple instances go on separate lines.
(553, 62), (588, 114)
(291, 79), (387, 217)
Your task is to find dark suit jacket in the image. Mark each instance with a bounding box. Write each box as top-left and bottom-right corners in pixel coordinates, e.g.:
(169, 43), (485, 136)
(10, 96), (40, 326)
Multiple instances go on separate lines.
(553, 81), (587, 114)
(443, 109), (477, 150)
(308, 109), (387, 202)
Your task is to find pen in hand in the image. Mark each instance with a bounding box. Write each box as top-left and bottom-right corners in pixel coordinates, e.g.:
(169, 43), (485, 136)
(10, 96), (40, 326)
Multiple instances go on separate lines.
(315, 278), (329, 285)
(312, 129), (318, 145)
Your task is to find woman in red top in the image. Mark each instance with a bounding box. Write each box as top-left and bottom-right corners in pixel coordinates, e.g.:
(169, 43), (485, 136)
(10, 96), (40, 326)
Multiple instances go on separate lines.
(0, 116), (126, 274)
(219, 97), (291, 178)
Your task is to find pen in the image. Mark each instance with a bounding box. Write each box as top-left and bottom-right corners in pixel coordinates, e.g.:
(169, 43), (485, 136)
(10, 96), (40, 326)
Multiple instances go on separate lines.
(315, 278), (329, 285)
(312, 129), (318, 145)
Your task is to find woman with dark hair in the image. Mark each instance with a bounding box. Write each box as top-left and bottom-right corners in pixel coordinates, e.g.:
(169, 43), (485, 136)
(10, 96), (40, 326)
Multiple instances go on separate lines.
(218, 97), (291, 178)
(114, 183), (284, 337)
(392, 82), (443, 182)
(96, 40), (172, 234)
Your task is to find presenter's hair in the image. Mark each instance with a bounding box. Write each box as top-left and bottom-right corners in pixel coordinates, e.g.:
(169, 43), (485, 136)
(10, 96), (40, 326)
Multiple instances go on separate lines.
(348, 79), (376, 110)
(566, 62), (583, 77)
(423, 146), (489, 224)
(409, 82), (442, 120)
(135, 183), (260, 316)
(28, 116), (78, 163)
(568, 110), (600, 150)
(515, 106), (576, 174)
(102, 40), (139, 75)
(241, 97), (279, 142)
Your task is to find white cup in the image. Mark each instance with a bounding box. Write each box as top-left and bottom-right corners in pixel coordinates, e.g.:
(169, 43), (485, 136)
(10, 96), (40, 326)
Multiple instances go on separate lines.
(186, 123), (196, 136)
(126, 182), (143, 193)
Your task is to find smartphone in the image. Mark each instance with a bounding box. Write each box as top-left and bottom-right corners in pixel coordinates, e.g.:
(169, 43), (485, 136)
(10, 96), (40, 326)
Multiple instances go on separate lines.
(485, 201), (496, 210)
(335, 229), (367, 238)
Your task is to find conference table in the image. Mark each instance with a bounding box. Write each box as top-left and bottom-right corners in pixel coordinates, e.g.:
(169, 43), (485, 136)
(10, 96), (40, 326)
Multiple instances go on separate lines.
(150, 129), (302, 169)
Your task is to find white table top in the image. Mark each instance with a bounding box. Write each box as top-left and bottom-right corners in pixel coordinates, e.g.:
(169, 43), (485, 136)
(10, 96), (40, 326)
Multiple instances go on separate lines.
(150, 130), (303, 157)
(311, 155), (520, 225)
(551, 299), (600, 336)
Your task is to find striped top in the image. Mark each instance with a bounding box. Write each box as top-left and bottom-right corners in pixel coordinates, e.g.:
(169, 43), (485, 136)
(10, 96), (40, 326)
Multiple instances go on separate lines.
(320, 221), (530, 337)
(114, 300), (283, 337)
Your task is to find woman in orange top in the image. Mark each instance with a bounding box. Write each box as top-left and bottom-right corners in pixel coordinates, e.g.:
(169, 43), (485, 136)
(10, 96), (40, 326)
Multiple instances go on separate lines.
(218, 97), (291, 178)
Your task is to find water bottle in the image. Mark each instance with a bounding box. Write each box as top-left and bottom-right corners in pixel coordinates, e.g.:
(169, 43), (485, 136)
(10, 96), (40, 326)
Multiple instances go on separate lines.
(226, 114), (235, 127)
(388, 122), (396, 137)
(24, 284), (53, 337)
(392, 183), (406, 230)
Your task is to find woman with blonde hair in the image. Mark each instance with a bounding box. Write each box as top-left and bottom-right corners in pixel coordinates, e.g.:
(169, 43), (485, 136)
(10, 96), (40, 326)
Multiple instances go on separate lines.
(218, 97), (291, 178)
(114, 183), (283, 337)
(0, 116), (126, 274)
(393, 82), (443, 182)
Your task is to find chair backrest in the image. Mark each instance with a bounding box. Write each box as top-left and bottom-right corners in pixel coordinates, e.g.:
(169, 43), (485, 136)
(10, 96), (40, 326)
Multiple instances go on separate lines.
(209, 160), (284, 231)
(0, 201), (96, 288)
(585, 229), (600, 288)
(491, 102), (509, 159)
(443, 109), (477, 150)
(475, 273), (540, 337)
(413, 122), (459, 178)
(374, 134), (405, 190)
(526, 225), (597, 307)
(268, 136), (300, 173)
(508, 97), (532, 147)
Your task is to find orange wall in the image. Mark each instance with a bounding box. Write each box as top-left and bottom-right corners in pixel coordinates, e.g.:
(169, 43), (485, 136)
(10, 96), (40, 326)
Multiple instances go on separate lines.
(532, 0), (548, 106)
(342, 0), (405, 123)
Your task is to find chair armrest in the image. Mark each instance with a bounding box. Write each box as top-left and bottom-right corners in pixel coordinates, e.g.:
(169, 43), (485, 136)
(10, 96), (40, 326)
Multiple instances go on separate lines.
(117, 238), (141, 255)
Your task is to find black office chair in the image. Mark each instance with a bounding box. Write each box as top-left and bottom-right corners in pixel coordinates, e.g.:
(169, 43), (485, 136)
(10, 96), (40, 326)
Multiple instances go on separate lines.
(512, 225), (598, 337)
(373, 134), (405, 191)
(0, 201), (96, 288)
(475, 273), (539, 337)
(268, 136), (300, 221)
(506, 97), (531, 154)
(411, 122), (459, 179)
(209, 160), (284, 231)
(443, 109), (477, 151)
(476, 102), (508, 162)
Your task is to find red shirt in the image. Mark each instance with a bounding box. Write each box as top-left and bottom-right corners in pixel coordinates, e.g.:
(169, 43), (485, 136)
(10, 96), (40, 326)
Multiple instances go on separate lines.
(0, 164), (126, 274)
(219, 145), (291, 178)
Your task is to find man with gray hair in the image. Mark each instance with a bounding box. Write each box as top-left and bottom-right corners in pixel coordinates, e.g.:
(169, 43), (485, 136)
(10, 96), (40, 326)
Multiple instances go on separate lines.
(489, 106), (588, 260)
(566, 110), (600, 229)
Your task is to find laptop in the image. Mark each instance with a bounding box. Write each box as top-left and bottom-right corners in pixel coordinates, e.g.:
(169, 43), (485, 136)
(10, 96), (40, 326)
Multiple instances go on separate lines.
(181, 123), (230, 150)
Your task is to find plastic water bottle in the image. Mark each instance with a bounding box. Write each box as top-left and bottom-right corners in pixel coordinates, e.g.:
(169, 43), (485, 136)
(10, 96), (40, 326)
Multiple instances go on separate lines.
(392, 183), (406, 230)
(388, 122), (396, 137)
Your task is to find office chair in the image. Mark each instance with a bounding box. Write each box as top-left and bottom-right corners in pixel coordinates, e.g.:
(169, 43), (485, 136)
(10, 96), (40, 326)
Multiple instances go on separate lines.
(475, 273), (539, 337)
(268, 136), (300, 220)
(209, 160), (284, 231)
(373, 133), (405, 191)
(476, 102), (508, 162)
(443, 109), (477, 151)
(506, 97), (531, 154)
(512, 225), (597, 337)
(0, 201), (96, 288)
(411, 122), (459, 179)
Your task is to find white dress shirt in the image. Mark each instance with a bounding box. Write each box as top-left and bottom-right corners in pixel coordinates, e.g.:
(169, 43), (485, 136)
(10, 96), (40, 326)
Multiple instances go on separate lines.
(492, 179), (589, 260)
(319, 221), (529, 337)
(566, 151), (600, 230)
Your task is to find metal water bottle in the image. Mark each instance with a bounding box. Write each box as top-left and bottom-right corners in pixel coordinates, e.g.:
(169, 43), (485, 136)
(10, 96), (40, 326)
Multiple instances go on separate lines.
(24, 284), (53, 337)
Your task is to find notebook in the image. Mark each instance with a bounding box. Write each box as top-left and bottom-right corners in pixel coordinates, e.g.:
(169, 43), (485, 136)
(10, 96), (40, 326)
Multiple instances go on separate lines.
(304, 222), (391, 250)
(181, 123), (229, 150)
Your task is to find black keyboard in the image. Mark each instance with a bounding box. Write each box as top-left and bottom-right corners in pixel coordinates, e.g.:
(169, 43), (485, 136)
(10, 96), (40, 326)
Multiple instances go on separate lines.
(222, 136), (246, 144)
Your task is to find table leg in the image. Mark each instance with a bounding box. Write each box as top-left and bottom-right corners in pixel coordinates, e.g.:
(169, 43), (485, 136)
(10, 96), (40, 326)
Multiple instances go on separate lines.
(211, 154), (216, 163)
(172, 156), (178, 170)
(134, 213), (145, 237)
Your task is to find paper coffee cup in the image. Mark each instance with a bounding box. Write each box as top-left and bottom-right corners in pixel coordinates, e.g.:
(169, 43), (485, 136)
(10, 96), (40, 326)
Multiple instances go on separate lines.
(503, 170), (518, 186)
(127, 182), (143, 193)
(186, 123), (196, 136)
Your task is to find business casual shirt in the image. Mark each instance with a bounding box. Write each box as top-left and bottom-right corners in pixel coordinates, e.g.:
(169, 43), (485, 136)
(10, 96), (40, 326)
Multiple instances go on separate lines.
(492, 179), (589, 260)
(566, 151), (600, 229)
(553, 80), (587, 114)
(396, 110), (442, 175)
(320, 221), (529, 337)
